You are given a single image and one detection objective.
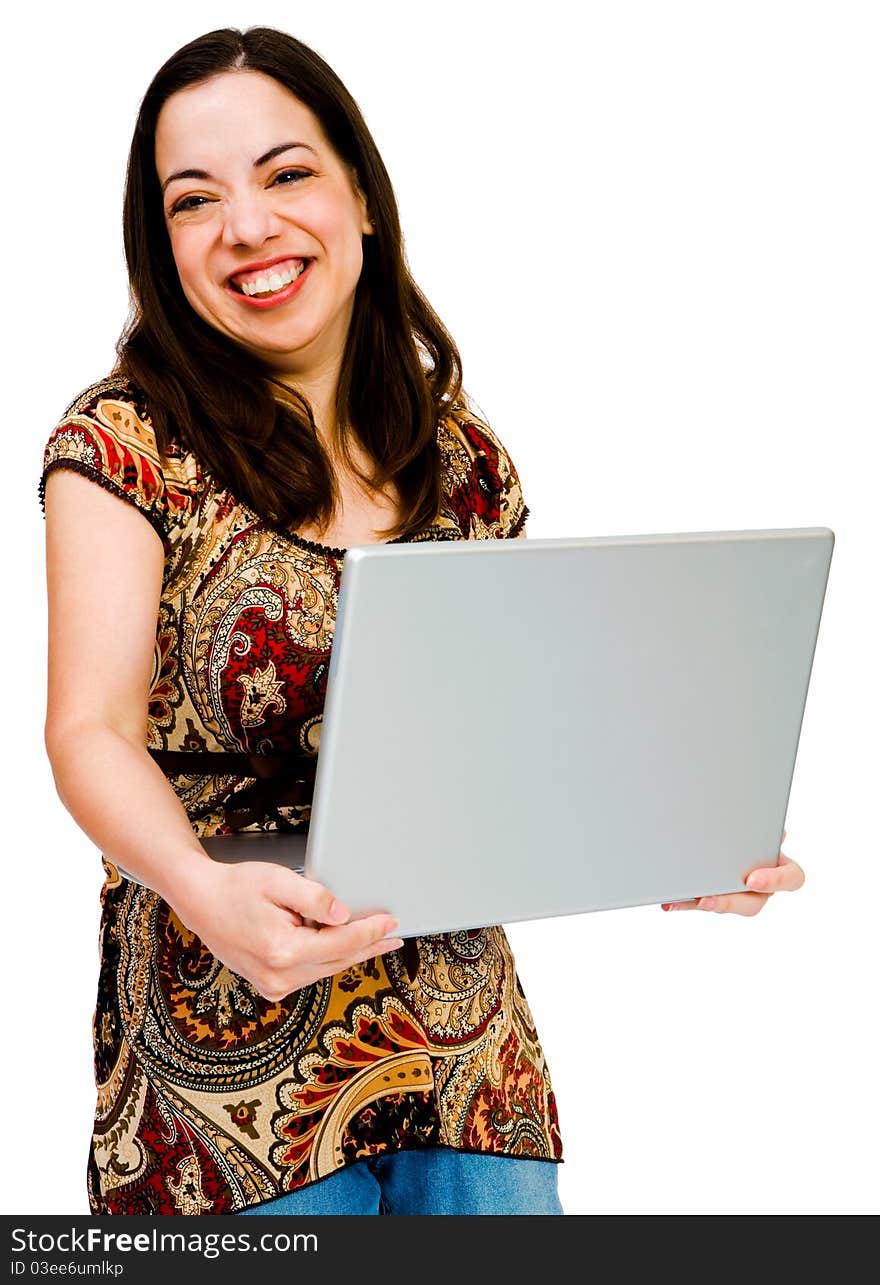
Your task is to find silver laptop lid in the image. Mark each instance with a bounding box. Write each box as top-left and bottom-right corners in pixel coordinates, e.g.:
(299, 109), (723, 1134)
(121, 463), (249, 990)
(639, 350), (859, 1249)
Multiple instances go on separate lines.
(303, 528), (833, 938)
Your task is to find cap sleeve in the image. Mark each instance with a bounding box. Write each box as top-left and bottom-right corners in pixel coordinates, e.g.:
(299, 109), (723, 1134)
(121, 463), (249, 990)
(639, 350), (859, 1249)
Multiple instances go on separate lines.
(445, 403), (530, 539)
(38, 378), (174, 546)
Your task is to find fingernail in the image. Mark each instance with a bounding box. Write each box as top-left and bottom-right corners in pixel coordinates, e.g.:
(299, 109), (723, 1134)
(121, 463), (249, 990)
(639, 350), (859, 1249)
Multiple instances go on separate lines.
(382, 939), (405, 952)
(329, 899), (349, 922)
(747, 874), (767, 891)
(383, 917), (400, 936)
(661, 904), (671, 912)
(700, 896), (717, 911)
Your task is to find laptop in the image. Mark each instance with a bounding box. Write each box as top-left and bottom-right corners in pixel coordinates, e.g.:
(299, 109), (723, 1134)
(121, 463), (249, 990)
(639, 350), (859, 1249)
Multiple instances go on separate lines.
(201, 527), (834, 938)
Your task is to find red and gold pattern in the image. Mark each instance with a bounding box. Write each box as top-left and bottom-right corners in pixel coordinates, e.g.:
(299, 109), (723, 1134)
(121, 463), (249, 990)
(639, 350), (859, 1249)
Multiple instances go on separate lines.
(41, 376), (561, 1215)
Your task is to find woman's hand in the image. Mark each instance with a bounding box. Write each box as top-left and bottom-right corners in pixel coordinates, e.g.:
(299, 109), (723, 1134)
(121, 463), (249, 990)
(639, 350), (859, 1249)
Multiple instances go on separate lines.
(661, 830), (805, 917)
(173, 857), (404, 1001)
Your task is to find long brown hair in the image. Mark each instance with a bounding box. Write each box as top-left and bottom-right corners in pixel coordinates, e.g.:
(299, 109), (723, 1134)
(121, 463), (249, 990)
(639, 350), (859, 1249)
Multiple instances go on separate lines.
(117, 26), (464, 542)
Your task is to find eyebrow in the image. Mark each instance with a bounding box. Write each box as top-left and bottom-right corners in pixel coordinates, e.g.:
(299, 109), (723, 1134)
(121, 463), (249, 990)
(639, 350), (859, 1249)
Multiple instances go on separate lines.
(161, 141), (318, 193)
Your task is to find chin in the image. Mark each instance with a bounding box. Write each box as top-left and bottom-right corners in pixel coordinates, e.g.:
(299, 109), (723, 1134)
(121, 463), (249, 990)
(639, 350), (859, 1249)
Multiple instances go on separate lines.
(221, 314), (319, 357)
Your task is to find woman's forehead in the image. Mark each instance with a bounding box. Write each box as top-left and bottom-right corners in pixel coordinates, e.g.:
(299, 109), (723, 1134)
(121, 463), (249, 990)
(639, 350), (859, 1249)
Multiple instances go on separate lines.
(156, 71), (325, 167)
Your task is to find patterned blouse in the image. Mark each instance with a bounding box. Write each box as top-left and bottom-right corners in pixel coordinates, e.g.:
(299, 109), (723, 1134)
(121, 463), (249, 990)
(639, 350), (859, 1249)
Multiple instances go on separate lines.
(39, 375), (563, 1216)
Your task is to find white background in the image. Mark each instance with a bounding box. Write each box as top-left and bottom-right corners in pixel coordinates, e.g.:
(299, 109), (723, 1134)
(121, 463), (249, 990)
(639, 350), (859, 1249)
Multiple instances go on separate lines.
(3, 0), (877, 1215)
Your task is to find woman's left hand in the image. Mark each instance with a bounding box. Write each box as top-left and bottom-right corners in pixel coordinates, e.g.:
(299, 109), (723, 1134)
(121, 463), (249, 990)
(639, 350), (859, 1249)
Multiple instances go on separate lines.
(661, 830), (805, 917)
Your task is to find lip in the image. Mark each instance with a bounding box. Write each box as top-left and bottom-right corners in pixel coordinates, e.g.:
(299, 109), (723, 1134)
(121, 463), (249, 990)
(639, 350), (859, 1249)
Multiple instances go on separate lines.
(225, 253), (310, 286)
(224, 258), (313, 309)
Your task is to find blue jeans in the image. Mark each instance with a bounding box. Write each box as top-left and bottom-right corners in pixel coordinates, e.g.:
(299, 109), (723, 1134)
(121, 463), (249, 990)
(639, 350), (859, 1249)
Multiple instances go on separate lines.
(239, 1148), (563, 1215)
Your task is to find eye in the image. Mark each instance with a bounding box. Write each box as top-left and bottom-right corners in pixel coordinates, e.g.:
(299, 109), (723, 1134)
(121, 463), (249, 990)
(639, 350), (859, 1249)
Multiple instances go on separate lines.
(169, 195), (211, 216)
(271, 168), (311, 187)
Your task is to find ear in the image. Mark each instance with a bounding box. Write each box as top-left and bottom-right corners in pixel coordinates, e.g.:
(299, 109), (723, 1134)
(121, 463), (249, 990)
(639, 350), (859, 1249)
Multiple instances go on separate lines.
(349, 167), (375, 236)
(359, 198), (375, 237)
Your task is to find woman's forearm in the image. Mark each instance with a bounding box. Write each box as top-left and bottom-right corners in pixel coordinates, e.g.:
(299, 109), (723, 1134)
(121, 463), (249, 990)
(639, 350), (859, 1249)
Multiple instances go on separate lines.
(45, 721), (402, 999)
(45, 721), (213, 919)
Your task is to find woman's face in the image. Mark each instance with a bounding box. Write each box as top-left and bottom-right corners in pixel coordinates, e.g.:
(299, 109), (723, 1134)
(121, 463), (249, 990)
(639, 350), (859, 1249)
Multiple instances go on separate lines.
(155, 70), (373, 381)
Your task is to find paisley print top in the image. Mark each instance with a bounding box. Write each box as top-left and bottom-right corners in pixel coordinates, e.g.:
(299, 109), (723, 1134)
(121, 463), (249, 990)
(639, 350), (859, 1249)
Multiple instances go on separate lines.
(38, 374), (563, 1216)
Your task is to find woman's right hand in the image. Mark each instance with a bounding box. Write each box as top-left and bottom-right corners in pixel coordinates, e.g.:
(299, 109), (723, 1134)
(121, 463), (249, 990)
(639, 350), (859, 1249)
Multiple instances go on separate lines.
(174, 857), (403, 1001)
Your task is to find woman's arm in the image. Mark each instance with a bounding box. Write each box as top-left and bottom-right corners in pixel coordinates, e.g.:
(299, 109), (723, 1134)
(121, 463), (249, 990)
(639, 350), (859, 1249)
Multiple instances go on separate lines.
(43, 470), (402, 999)
(44, 470), (212, 898)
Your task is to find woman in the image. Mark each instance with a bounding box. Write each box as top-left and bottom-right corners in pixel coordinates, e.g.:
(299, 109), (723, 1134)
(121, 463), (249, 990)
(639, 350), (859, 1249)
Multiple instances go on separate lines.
(39, 26), (804, 1217)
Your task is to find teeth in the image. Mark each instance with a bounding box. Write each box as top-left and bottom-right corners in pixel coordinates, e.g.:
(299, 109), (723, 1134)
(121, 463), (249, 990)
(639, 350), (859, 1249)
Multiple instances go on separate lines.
(238, 260), (308, 296)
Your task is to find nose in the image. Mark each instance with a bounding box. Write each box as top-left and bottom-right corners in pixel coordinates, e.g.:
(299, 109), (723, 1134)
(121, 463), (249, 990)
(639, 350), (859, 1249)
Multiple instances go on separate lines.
(221, 191), (283, 249)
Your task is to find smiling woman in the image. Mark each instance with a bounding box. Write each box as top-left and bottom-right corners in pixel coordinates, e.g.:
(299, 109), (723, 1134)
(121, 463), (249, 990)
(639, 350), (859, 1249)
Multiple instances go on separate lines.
(38, 26), (561, 1217)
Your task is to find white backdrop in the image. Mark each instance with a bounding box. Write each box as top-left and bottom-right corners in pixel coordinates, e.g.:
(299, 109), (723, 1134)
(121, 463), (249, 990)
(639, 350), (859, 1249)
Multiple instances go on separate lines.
(3, 0), (877, 1215)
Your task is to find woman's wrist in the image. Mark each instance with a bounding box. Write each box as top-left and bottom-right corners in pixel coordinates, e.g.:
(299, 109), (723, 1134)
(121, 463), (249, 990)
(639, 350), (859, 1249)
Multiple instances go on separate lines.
(151, 841), (220, 930)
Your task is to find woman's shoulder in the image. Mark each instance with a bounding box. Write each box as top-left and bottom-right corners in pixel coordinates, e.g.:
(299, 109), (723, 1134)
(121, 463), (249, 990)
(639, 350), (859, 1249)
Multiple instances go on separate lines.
(443, 396), (510, 456)
(440, 397), (530, 539)
(40, 372), (204, 539)
(59, 370), (146, 418)
(52, 371), (164, 463)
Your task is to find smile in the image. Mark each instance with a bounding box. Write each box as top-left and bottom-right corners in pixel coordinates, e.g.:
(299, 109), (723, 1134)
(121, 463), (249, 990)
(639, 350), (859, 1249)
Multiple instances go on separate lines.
(225, 257), (313, 309)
